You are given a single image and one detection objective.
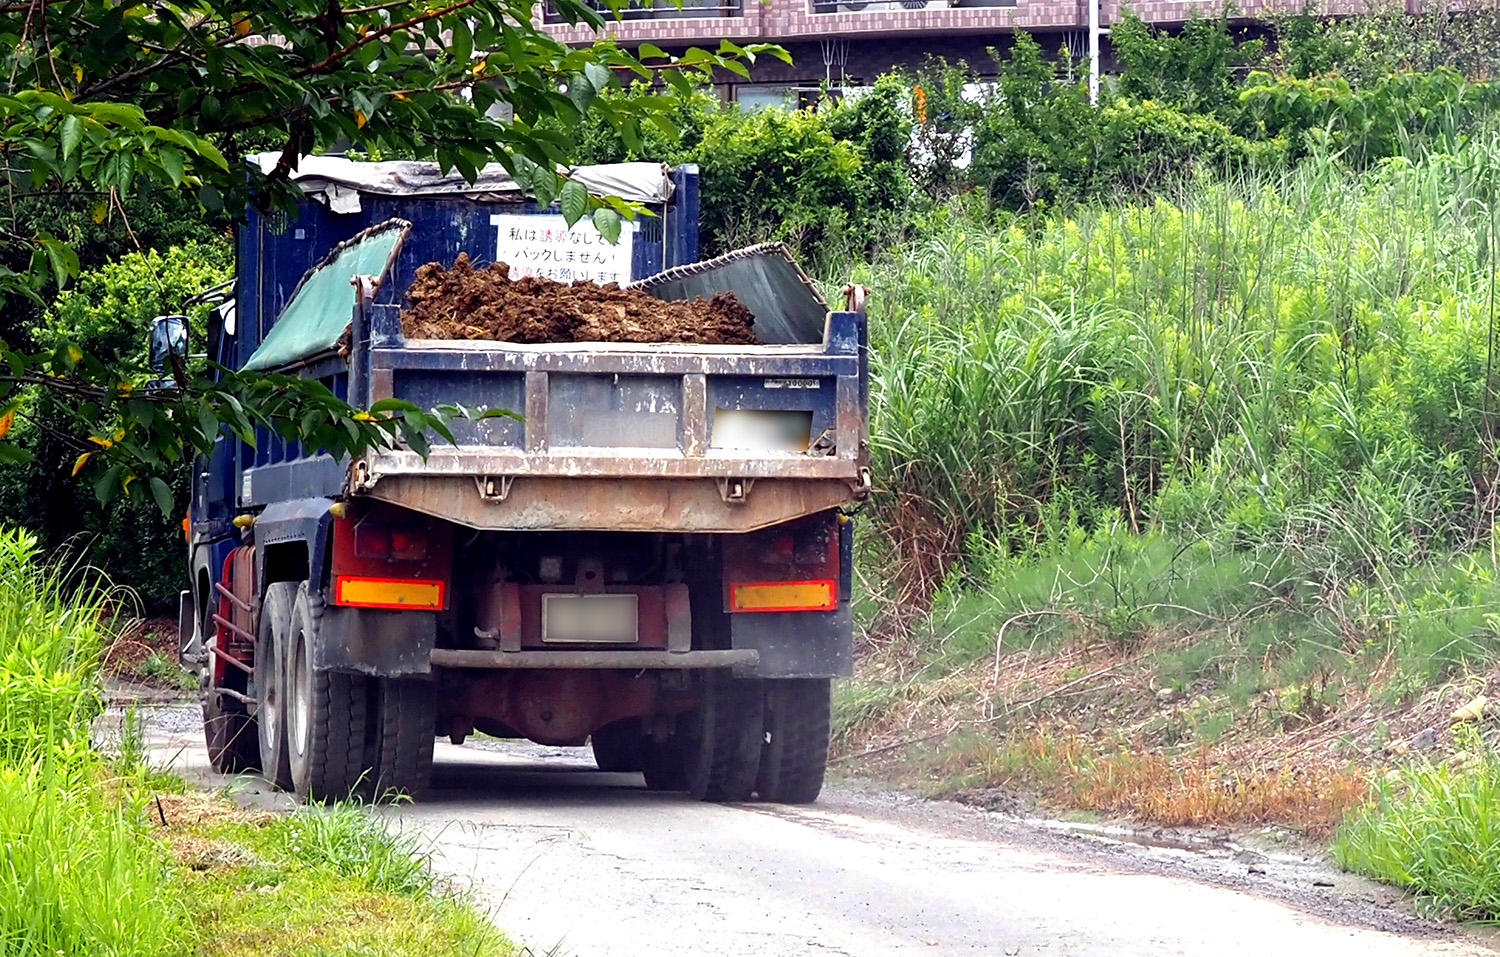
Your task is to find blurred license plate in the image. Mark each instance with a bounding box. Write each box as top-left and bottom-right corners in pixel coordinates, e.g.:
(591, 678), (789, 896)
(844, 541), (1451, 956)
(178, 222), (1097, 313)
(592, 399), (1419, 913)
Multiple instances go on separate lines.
(711, 409), (813, 452)
(542, 594), (638, 644)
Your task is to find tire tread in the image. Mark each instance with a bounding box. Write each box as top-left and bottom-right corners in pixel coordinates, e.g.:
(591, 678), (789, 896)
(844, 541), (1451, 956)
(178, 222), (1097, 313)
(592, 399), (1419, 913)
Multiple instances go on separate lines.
(369, 678), (435, 800)
(756, 679), (831, 804)
(292, 583), (368, 801)
(687, 672), (763, 802)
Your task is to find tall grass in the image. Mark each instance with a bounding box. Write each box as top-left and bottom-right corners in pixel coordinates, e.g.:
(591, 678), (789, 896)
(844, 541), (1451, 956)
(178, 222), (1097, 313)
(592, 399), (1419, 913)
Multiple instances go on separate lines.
(0, 527), (192, 957)
(0, 527), (110, 763)
(0, 762), (191, 956)
(859, 137), (1500, 608)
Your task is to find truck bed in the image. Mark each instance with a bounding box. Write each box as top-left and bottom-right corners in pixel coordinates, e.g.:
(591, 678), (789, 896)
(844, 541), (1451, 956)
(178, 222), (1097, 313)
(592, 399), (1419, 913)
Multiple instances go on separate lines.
(350, 307), (870, 533)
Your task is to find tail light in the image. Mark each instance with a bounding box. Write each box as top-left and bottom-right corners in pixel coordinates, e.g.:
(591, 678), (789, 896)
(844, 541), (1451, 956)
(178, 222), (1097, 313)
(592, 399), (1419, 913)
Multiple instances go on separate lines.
(354, 518), (428, 562)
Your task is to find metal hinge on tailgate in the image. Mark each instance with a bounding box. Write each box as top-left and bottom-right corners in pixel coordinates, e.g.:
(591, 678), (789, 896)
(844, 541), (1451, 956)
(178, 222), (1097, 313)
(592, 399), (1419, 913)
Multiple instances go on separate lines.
(476, 475), (514, 502)
(717, 477), (754, 503)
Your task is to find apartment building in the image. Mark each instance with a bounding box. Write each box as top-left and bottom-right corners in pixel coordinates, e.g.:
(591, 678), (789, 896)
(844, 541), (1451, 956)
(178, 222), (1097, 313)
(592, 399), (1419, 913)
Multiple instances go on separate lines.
(541, 0), (1373, 107)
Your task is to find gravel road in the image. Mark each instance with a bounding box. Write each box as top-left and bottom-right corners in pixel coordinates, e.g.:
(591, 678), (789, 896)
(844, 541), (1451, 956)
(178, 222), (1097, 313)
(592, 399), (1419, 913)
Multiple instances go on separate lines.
(129, 697), (1499, 957)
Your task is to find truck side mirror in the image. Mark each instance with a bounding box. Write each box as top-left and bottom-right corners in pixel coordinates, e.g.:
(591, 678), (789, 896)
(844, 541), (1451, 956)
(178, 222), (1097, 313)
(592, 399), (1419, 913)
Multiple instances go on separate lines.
(148, 315), (189, 373)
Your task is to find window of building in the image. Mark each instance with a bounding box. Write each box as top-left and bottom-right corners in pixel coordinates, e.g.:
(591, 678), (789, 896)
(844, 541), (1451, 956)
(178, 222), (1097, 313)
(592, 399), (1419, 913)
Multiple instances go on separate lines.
(733, 84), (863, 112)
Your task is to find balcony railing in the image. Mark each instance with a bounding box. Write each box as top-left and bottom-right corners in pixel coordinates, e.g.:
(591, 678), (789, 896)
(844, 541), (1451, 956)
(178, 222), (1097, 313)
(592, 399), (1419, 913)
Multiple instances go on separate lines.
(810, 0), (1013, 10)
(544, 0), (742, 22)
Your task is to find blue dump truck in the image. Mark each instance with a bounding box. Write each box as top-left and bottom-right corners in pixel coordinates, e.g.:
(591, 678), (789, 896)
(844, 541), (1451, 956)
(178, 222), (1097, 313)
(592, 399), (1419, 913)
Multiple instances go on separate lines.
(174, 156), (870, 803)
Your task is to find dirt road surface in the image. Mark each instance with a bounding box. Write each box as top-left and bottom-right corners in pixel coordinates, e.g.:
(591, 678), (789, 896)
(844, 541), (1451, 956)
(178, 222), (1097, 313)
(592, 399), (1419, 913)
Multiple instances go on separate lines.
(132, 699), (1497, 957)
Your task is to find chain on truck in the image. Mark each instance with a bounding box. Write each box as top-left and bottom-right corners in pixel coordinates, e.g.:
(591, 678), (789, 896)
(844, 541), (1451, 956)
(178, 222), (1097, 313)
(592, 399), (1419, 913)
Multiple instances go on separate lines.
(162, 155), (870, 803)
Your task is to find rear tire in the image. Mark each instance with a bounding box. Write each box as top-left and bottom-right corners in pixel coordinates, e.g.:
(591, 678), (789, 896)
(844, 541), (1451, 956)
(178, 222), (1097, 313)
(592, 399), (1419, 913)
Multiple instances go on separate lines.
(203, 691), (259, 774)
(684, 671), (763, 802)
(367, 677), (436, 800)
(255, 581), (297, 791)
(641, 734), (687, 791)
(286, 582), (368, 802)
(591, 719), (648, 773)
(202, 589), (259, 775)
(756, 679), (831, 804)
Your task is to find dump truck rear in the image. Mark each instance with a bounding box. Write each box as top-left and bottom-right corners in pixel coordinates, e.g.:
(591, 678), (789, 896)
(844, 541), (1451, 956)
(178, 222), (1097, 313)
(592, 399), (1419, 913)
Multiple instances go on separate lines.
(176, 157), (869, 802)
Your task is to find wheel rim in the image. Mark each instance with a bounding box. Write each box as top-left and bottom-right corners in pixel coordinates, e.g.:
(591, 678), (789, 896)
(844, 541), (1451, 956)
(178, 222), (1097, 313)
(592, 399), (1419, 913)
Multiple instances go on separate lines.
(258, 636), (278, 751)
(290, 631), (312, 760)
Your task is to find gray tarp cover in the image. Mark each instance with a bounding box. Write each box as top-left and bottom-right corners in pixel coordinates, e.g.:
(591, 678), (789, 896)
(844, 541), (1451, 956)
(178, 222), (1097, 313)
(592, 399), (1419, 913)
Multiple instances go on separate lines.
(251, 154), (674, 212)
(241, 220), (408, 371)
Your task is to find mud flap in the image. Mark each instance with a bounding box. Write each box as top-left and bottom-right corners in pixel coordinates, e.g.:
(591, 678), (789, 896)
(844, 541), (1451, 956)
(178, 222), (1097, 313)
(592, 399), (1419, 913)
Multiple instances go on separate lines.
(729, 604), (852, 679)
(314, 601), (436, 677)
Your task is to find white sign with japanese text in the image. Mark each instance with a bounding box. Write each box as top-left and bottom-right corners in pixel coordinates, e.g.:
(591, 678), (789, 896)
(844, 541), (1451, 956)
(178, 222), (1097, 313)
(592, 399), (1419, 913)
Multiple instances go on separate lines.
(488, 213), (635, 285)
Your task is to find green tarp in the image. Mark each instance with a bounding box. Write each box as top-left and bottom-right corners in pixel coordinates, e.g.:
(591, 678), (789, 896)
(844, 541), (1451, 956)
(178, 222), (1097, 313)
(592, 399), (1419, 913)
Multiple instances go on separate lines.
(241, 220), (408, 371)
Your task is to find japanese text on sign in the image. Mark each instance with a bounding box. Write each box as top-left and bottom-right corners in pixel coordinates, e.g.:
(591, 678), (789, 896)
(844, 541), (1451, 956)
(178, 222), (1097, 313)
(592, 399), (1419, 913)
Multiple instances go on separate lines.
(489, 213), (635, 285)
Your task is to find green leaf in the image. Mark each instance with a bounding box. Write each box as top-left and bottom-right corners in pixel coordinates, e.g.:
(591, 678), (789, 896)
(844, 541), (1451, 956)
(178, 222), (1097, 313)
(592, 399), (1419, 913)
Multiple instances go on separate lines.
(159, 146), (185, 186)
(560, 178), (589, 227)
(584, 61), (613, 94)
(403, 425), (431, 458)
(451, 18), (473, 65)
(197, 403), (219, 445)
(567, 72), (596, 115)
(369, 397), (421, 413)
(477, 407), (524, 421)
(94, 464), (122, 505)
(38, 238), (79, 289)
(83, 102), (146, 130)
(149, 476), (173, 516)
(530, 167), (558, 209)
(427, 416), (457, 446)
(592, 207), (622, 244)
(59, 114), (83, 162)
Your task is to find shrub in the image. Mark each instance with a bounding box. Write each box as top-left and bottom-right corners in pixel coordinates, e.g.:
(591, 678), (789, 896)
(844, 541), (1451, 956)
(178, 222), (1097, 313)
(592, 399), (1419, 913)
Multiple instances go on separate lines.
(1110, 6), (1266, 115)
(693, 105), (867, 259)
(1237, 69), (1499, 165)
(1095, 99), (1286, 195)
(966, 33), (1281, 210)
(0, 241), (231, 612)
(568, 80), (914, 261)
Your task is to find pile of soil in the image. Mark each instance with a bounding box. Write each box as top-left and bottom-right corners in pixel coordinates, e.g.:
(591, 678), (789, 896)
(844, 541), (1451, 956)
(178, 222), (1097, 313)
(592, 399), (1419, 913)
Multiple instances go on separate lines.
(400, 254), (758, 345)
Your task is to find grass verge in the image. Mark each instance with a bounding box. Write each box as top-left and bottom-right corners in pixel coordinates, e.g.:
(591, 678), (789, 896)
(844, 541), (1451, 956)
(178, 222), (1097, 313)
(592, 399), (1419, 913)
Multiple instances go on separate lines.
(838, 525), (1500, 837)
(0, 524), (510, 956)
(155, 793), (509, 957)
(1335, 732), (1500, 922)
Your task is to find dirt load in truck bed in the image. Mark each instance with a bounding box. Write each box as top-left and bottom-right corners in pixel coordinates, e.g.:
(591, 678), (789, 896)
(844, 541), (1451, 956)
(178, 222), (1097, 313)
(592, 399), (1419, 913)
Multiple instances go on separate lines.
(400, 253), (758, 345)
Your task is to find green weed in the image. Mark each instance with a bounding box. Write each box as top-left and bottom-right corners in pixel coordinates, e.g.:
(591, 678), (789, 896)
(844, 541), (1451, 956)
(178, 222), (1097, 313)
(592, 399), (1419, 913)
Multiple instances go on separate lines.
(268, 804), (436, 897)
(861, 141), (1500, 618)
(0, 759), (193, 956)
(139, 649), (202, 691)
(0, 528), (193, 956)
(0, 527), (110, 763)
(1335, 730), (1500, 921)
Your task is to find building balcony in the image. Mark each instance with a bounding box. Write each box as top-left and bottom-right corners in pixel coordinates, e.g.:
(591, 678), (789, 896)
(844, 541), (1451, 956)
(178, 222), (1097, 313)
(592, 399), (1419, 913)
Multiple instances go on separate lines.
(543, 0), (742, 23)
(807, 0), (1014, 11)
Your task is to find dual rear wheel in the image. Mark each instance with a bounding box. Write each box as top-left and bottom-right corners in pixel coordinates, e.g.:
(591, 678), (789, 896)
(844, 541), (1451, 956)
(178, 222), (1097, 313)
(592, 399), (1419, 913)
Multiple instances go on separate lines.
(254, 580), (434, 802)
(593, 675), (832, 804)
